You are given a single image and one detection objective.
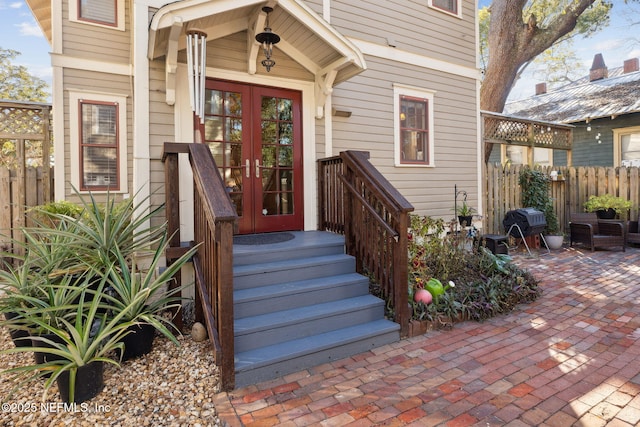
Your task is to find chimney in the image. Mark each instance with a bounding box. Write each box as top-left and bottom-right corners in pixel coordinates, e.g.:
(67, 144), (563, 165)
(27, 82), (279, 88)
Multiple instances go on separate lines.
(535, 82), (547, 95)
(590, 53), (608, 81)
(624, 58), (639, 74)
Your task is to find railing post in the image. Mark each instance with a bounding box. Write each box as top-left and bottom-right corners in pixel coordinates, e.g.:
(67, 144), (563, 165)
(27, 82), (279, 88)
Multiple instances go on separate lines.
(164, 151), (183, 329)
(217, 220), (235, 390)
(394, 213), (409, 337)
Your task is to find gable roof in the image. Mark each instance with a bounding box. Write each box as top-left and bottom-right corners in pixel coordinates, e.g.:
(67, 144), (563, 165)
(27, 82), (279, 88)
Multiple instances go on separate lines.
(504, 62), (640, 124)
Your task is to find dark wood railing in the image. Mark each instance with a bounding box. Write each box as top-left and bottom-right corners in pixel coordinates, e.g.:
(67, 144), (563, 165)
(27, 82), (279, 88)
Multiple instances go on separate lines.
(163, 143), (237, 391)
(318, 151), (414, 336)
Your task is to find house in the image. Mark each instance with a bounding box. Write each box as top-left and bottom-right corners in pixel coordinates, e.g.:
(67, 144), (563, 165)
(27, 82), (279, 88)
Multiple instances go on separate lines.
(25, 0), (481, 389)
(501, 54), (640, 167)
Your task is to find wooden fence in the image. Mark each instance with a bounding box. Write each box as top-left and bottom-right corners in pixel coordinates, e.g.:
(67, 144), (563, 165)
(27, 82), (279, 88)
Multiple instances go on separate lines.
(483, 164), (640, 235)
(0, 166), (54, 256)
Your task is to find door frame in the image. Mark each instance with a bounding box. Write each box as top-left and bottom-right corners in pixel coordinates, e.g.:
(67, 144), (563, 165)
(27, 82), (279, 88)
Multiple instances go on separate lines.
(173, 66), (318, 239)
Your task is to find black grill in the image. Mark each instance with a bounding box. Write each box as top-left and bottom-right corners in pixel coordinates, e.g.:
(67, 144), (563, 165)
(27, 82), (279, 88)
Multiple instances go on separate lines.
(503, 208), (547, 237)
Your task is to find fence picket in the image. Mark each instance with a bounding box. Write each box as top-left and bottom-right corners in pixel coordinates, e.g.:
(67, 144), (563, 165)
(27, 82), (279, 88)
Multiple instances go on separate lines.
(0, 166), (53, 256)
(483, 164), (640, 235)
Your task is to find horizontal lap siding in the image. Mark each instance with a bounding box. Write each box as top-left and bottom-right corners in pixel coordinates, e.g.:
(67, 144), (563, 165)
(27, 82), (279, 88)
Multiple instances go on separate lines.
(149, 59), (174, 214)
(330, 56), (478, 219)
(62, 1), (130, 63)
(330, 0), (476, 68)
(203, 33), (313, 82)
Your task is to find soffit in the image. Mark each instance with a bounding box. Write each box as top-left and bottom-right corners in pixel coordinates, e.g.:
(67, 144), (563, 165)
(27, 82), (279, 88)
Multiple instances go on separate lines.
(25, 0), (52, 44)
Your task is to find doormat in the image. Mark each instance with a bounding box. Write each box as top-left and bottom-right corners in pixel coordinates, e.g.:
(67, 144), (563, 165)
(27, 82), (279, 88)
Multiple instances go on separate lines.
(233, 232), (295, 245)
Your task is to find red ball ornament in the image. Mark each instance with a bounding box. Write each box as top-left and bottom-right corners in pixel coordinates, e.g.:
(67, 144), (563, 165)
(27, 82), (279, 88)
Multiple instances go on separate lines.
(414, 289), (433, 305)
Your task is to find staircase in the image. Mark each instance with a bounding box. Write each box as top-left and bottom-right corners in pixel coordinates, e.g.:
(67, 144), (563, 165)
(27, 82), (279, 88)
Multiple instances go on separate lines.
(232, 231), (400, 388)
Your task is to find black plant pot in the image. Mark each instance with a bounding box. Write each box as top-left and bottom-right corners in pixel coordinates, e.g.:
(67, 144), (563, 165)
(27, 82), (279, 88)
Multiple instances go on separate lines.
(56, 361), (104, 403)
(3, 312), (32, 348)
(32, 333), (67, 373)
(596, 208), (616, 219)
(120, 323), (155, 361)
(458, 215), (473, 226)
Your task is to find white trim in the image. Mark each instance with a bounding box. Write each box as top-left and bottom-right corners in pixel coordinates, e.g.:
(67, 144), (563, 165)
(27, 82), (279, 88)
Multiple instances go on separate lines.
(428, 0), (462, 19)
(350, 38), (480, 80)
(68, 90), (129, 194)
(53, 65), (65, 200)
(174, 66), (318, 232)
(69, 0), (126, 32)
(613, 126), (640, 167)
(51, 53), (132, 76)
(393, 84), (436, 168)
(133, 1), (152, 231)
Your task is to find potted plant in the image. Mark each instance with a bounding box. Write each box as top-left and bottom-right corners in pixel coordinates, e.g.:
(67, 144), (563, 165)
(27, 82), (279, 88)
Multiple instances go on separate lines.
(584, 194), (633, 219)
(519, 168), (563, 249)
(455, 202), (476, 226)
(102, 232), (198, 360)
(1, 276), (138, 403)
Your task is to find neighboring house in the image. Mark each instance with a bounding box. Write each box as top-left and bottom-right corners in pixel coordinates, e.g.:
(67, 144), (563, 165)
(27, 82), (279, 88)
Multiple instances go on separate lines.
(501, 54), (640, 167)
(25, 0), (481, 231)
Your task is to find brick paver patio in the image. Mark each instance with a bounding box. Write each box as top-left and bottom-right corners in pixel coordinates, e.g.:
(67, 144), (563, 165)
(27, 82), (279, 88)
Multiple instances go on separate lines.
(213, 246), (640, 426)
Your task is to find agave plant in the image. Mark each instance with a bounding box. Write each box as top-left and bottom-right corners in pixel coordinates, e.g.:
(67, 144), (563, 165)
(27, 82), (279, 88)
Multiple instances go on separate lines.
(1, 275), (140, 403)
(101, 231), (199, 346)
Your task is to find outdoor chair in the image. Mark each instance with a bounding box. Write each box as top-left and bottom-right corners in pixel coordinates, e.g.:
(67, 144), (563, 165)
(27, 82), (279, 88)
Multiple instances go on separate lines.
(626, 221), (640, 246)
(569, 213), (625, 252)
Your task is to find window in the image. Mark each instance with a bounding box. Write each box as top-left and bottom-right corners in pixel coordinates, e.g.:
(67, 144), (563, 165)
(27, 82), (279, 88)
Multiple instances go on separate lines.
(429, 0), (462, 17)
(614, 127), (640, 167)
(79, 0), (116, 25)
(69, 0), (125, 31)
(80, 101), (119, 190)
(502, 146), (553, 166)
(70, 92), (128, 193)
(394, 84), (435, 167)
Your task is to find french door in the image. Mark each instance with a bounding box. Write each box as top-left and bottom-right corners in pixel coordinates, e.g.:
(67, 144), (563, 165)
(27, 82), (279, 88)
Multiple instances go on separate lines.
(199, 80), (303, 234)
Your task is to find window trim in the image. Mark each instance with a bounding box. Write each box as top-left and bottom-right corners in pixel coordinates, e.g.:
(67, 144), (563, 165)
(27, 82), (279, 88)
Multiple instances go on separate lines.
(69, 91), (128, 194)
(428, 0), (462, 19)
(394, 84), (436, 168)
(614, 126), (640, 167)
(500, 145), (554, 166)
(69, 0), (125, 31)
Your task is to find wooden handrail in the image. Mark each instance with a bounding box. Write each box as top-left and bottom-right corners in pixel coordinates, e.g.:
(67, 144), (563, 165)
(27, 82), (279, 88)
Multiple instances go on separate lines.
(163, 142), (237, 390)
(318, 151), (414, 336)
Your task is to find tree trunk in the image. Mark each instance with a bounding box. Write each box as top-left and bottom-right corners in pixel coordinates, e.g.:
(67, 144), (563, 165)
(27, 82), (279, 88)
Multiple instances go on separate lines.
(481, 0), (598, 163)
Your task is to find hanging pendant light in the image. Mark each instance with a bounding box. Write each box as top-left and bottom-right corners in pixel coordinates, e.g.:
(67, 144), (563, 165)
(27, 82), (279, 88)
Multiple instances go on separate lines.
(186, 29), (207, 123)
(255, 7), (280, 72)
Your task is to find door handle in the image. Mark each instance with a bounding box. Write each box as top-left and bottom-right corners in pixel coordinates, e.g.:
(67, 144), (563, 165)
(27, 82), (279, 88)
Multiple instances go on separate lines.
(245, 159), (250, 178)
(255, 159), (260, 179)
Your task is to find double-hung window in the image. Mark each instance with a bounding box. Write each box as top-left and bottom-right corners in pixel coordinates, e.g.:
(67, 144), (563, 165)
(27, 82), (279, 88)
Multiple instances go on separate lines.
(70, 0), (125, 31)
(429, 0), (462, 18)
(70, 92), (128, 193)
(614, 127), (640, 166)
(394, 84), (435, 167)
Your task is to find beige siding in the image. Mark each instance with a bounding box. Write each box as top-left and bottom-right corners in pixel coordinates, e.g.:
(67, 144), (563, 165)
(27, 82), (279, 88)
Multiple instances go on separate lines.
(329, 0), (476, 69)
(330, 55), (478, 218)
(197, 33), (313, 81)
(61, 68), (133, 202)
(148, 59), (174, 210)
(62, 0), (131, 64)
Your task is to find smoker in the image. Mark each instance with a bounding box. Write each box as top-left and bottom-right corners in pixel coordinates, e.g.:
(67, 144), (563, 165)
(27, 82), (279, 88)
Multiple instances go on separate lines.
(502, 208), (549, 254)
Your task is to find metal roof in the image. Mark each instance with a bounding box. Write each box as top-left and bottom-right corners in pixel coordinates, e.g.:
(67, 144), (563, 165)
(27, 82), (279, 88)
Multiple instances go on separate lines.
(504, 65), (640, 124)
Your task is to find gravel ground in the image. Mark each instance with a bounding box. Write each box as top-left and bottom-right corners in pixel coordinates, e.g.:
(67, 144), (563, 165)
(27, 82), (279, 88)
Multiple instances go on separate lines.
(0, 325), (223, 426)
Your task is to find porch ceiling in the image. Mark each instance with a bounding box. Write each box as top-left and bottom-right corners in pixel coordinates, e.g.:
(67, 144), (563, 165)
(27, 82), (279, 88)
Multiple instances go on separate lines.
(148, 0), (366, 117)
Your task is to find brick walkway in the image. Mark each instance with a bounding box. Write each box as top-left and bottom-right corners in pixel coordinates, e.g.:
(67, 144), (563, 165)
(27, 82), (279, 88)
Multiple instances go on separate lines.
(213, 246), (640, 426)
